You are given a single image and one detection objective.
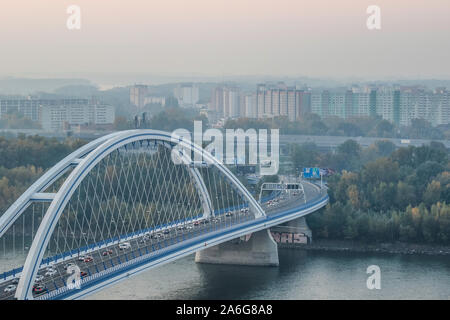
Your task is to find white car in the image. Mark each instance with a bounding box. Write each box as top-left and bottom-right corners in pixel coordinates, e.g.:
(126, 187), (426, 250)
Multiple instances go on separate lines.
(119, 242), (131, 250)
(64, 263), (76, 270)
(35, 275), (44, 282)
(45, 268), (57, 276)
(4, 284), (16, 293)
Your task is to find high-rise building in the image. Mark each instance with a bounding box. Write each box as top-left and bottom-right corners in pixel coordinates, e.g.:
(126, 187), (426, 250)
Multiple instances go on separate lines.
(174, 84), (199, 108)
(130, 85), (149, 108)
(311, 92), (322, 116)
(257, 84), (266, 118)
(435, 88), (450, 125)
(243, 93), (257, 118)
(253, 84), (311, 121)
(224, 87), (240, 118)
(376, 87), (396, 123)
(210, 86), (241, 119)
(40, 102), (115, 131)
(350, 87), (371, 118)
(296, 90), (311, 119)
(0, 98), (114, 132)
(211, 87), (224, 116)
(209, 84), (449, 126)
(287, 89), (297, 121)
(272, 89), (280, 117)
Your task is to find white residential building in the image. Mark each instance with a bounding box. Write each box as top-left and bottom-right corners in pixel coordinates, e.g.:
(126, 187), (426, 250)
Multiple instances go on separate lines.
(174, 84), (199, 108)
(40, 103), (115, 131)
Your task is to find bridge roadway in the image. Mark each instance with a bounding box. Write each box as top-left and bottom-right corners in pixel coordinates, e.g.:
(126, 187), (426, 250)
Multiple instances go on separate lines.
(0, 182), (325, 300)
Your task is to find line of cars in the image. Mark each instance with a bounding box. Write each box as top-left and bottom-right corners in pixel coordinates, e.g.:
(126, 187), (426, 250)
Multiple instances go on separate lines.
(3, 208), (253, 298)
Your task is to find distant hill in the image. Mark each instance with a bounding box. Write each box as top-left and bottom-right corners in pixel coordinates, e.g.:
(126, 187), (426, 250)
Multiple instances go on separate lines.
(0, 77), (93, 95)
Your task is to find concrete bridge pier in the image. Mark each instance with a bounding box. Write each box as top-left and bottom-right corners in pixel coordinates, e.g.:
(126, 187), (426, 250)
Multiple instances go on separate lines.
(281, 216), (312, 242)
(195, 229), (279, 266)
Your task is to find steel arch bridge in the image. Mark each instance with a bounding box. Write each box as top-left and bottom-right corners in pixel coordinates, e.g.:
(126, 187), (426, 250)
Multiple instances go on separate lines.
(0, 130), (328, 300)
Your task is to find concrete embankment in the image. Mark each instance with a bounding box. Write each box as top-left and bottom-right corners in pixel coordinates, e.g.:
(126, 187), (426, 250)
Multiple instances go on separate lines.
(280, 239), (450, 256)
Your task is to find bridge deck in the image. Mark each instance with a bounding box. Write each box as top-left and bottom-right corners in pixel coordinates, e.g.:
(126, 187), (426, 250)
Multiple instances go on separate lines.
(0, 182), (327, 300)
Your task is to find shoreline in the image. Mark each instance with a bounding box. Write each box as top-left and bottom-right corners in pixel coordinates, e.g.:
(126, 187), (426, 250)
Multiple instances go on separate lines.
(279, 239), (450, 256)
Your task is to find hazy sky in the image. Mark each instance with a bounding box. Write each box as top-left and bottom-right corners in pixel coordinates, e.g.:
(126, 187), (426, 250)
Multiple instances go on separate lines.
(0, 0), (449, 80)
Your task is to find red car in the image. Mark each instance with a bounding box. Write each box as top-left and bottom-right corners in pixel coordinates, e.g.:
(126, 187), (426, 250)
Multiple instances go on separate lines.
(83, 256), (93, 263)
(102, 250), (113, 256)
(32, 284), (47, 295)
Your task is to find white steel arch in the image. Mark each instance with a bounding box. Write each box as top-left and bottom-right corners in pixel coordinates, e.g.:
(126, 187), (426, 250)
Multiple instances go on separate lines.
(0, 131), (125, 239)
(14, 130), (265, 299)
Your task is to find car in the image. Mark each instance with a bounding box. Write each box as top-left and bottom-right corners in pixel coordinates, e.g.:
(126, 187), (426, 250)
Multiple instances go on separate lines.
(186, 225), (194, 230)
(225, 212), (233, 217)
(4, 284), (16, 293)
(32, 284), (47, 295)
(163, 229), (170, 234)
(119, 242), (131, 250)
(83, 256), (94, 263)
(177, 225), (186, 230)
(11, 278), (19, 285)
(78, 255), (86, 262)
(45, 268), (57, 276)
(35, 275), (44, 282)
(156, 233), (163, 238)
(102, 249), (113, 256)
(80, 271), (88, 278)
(64, 263), (76, 270)
(193, 221), (200, 226)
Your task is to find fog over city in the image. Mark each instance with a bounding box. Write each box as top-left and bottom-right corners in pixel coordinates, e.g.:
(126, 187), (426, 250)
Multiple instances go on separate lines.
(0, 0), (449, 304)
(0, 0), (449, 82)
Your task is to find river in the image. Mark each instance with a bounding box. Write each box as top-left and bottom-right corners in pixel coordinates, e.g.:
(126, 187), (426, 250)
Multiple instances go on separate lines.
(87, 249), (450, 300)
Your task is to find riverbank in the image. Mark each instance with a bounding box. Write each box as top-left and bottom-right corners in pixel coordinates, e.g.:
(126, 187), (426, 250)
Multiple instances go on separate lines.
(280, 239), (450, 256)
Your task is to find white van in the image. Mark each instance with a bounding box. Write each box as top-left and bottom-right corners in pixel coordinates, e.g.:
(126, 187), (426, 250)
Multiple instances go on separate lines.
(119, 242), (131, 250)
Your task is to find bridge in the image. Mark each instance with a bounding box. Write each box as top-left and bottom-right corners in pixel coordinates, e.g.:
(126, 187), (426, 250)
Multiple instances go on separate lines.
(0, 130), (328, 300)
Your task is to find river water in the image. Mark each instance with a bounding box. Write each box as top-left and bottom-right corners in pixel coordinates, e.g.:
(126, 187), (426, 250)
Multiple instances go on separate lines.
(87, 249), (450, 300)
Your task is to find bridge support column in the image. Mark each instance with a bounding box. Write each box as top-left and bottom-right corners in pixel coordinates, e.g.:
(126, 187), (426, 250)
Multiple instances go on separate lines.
(195, 229), (279, 266)
(270, 216), (313, 247)
(283, 216), (312, 241)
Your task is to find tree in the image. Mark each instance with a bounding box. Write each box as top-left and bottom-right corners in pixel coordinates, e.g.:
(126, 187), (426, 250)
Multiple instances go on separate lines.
(423, 181), (442, 206)
(395, 181), (416, 209)
(415, 161), (445, 182)
(362, 158), (399, 186)
(374, 120), (395, 137)
(374, 140), (397, 157)
(336, 122), (364, 137)
(337, 139), (361, 158)
(291, 143), (320, 169)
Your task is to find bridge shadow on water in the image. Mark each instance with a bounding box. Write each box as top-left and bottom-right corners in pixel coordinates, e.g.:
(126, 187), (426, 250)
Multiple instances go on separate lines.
(87, 247), (450, 300)
(88, 250), (313, 300)
(172, 249), (310, 300)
